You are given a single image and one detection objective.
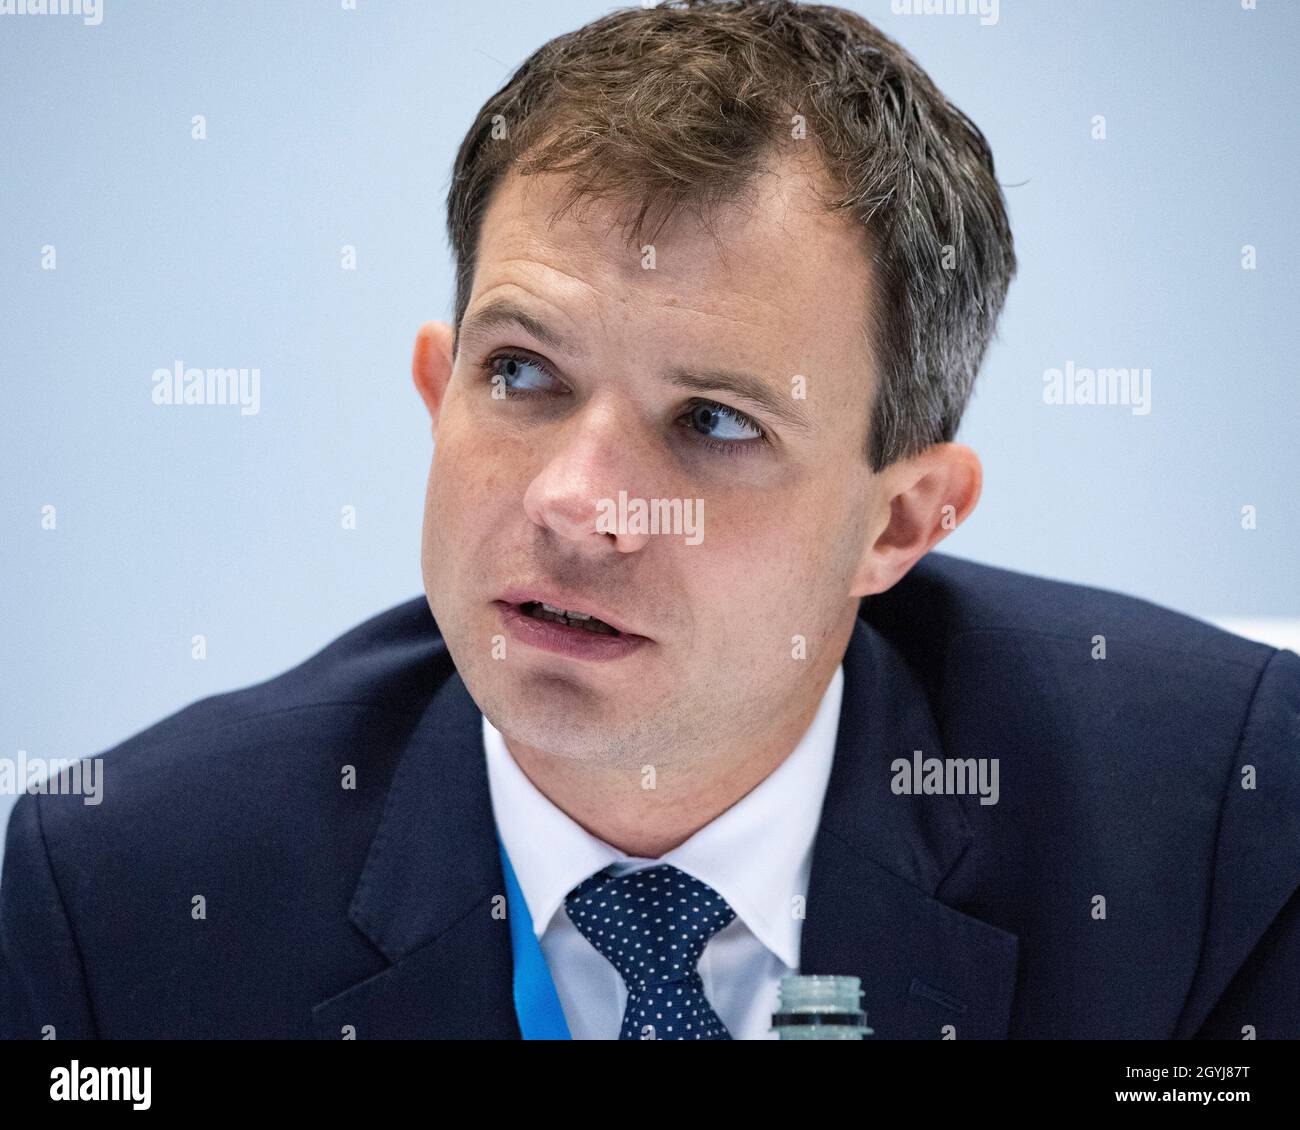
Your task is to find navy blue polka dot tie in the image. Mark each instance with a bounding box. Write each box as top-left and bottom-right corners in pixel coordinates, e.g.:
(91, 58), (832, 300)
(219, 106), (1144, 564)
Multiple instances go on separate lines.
(565, 864), (737, 1040)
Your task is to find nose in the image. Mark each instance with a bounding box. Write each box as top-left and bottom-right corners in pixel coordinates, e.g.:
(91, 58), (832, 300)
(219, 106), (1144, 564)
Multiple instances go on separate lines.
(522, 398), (655, 555)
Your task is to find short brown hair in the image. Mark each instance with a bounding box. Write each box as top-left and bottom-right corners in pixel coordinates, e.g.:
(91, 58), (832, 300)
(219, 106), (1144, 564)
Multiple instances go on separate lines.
(446, 0), (1016, 471)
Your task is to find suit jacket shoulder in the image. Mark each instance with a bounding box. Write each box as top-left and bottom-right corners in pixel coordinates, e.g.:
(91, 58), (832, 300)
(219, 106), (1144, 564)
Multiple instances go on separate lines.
(0, 596), (457, 1038)
(861, 553), (1300, 1038)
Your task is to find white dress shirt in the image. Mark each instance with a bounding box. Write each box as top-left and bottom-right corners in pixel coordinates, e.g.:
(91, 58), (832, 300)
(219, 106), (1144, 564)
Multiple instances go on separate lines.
(482, 664), (844, 1040)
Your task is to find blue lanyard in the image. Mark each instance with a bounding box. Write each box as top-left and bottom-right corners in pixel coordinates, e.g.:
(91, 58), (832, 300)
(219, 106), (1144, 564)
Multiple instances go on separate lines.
(497, 833), (573, 1040)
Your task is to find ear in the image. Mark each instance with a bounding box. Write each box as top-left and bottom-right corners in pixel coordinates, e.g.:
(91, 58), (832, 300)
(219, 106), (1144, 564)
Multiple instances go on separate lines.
(411, 320), (456, 433)
(849, 442), (983, 598)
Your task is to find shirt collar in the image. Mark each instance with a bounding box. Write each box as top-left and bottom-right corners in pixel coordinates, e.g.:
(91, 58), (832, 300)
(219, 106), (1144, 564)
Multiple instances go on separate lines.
(483, 664), (844, 970)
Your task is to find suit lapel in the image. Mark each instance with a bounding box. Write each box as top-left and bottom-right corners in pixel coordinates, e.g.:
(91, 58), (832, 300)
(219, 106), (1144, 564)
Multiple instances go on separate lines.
(800, 616), (1020, 1039)
(312, 670), (520, 1039)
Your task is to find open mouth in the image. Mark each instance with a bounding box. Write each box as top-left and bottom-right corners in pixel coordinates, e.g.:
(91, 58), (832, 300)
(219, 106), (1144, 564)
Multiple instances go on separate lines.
(517, 601), (621, 637)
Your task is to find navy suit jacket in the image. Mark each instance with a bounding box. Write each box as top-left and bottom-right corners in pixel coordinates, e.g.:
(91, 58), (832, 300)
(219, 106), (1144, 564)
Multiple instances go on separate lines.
(3, 553), (1298, 1039)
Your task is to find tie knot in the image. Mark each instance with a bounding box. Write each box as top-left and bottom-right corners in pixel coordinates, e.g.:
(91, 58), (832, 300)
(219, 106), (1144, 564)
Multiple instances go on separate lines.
(564, 864), (737, 991)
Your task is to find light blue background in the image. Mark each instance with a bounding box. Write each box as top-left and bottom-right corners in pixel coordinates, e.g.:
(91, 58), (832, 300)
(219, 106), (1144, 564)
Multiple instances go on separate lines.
(3, 0), (1298, 861)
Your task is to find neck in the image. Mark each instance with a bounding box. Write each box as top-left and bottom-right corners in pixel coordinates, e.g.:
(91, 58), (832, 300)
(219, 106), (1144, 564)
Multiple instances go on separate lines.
(502, 662), (840, 858)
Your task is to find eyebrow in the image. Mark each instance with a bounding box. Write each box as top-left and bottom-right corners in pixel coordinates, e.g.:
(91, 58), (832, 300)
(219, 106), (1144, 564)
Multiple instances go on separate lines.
(457, 298), (584, 358)
(458, 296), (814, 434)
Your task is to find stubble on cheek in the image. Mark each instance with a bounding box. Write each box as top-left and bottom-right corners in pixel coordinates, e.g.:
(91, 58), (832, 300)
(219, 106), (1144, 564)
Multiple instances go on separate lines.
(421, 428), (517, 666)
(421, 448), (463, 630)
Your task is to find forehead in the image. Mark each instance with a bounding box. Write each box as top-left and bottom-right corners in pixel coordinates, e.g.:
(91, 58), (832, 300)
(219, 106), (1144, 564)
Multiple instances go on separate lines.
(469, 147), (878, 375)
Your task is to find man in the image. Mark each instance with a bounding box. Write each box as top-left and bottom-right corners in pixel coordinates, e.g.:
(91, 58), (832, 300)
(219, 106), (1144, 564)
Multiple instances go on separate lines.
(3, 0), (1297, 1040)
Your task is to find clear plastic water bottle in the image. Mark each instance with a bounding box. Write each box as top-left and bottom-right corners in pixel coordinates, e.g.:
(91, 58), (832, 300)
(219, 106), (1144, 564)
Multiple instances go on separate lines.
(771, 974), (873, 1040)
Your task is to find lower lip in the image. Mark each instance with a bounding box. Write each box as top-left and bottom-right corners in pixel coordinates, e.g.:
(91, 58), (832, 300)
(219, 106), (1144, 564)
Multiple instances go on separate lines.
(495, 602), (650, 662)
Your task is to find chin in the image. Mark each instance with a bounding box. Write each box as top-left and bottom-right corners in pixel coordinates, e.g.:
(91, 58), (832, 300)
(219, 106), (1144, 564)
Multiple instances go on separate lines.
(486, 697), (634, 762)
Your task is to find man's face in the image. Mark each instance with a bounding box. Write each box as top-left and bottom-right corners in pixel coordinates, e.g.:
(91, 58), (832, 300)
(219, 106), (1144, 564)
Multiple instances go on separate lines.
(421, 149), (883, 767)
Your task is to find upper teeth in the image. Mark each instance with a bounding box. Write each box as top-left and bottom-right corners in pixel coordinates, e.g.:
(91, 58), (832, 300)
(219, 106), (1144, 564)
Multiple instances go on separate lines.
(541, 602), (591, 620)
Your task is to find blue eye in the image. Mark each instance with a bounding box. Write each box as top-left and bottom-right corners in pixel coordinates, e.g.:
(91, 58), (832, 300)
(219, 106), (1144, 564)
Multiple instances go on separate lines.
(486, 351), (561, 394)
(684, 401), (764, 443)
